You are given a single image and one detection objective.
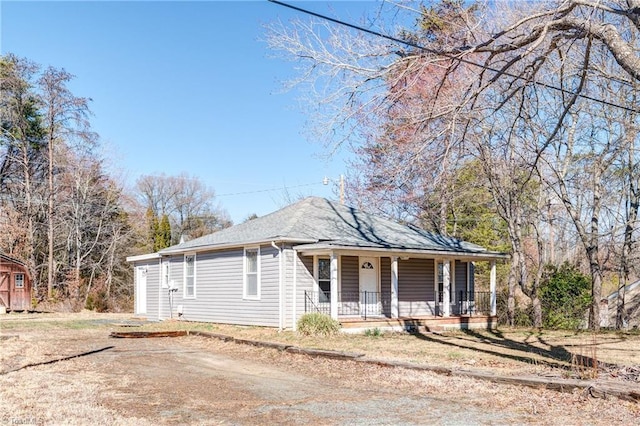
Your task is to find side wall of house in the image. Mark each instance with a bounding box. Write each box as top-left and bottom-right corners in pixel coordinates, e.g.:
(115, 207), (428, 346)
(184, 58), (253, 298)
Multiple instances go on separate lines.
(152, 245), (281, 326)
(398, 258), (435, 316)
(290, 254), (315, 328)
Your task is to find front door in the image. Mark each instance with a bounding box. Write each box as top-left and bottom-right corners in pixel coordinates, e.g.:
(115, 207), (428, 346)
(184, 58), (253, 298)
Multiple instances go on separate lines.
(359, 257), (379, 316)
(136, 266), (147, 315)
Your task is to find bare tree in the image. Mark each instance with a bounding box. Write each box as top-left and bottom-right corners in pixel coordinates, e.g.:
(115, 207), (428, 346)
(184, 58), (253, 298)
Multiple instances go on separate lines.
(135, 173), (230, 245)
(266, 0), (640, 329)
(38, 66), (95, 299)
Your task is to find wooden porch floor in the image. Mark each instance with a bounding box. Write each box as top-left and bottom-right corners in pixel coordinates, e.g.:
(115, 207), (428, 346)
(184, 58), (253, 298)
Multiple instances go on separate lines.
(339, 315), (497, 332)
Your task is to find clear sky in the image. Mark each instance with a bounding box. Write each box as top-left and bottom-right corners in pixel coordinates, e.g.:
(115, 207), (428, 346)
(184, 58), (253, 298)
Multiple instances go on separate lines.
(0, 0), (373, 223)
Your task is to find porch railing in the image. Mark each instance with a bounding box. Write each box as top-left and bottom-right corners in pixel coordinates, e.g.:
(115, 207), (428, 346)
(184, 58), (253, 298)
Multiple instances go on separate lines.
(458, 291), (492, 316)
(304, 290), (492, 318)
(304, 291), (389, 319)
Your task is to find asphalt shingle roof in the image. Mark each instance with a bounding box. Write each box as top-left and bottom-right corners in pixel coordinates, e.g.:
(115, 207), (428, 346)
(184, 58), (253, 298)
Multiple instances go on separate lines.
(160, 197), (491, 255)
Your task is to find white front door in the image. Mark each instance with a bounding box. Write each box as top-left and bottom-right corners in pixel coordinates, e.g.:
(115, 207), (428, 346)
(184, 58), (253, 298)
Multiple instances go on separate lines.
(136, 266), (147, 315)
(359, 257), (379, 316)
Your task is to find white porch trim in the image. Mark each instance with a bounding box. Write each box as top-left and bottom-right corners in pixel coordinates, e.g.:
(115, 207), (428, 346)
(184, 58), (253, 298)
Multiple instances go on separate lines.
(490, 260), (497, 316)
(442, 259), (451, 317)
(391, 256), (399, 318)
(330, 252), (339, 320)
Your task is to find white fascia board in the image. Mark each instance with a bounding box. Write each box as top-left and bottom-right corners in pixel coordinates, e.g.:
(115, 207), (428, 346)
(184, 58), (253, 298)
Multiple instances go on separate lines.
(293, 244), (509, 261)
(158, 238), (316, 256)
(126, 253), (161, 263)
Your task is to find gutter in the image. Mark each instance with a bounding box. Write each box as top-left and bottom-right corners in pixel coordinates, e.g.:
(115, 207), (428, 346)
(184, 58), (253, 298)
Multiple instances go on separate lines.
(158, 237), (315, 256)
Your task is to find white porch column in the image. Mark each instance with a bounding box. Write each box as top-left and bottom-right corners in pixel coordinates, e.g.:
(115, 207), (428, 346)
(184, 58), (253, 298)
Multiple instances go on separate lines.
(391, 256), (399, 319)
(330, 252), (339, 320)
(490, 260), (497, 316)
(442, 259), (451, 317)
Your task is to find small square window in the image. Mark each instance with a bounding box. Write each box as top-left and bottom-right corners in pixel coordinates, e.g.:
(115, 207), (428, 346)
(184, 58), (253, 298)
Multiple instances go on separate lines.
(15, 273), (24, 289)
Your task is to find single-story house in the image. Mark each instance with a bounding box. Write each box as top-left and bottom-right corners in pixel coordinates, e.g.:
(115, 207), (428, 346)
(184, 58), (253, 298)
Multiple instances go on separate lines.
(0, 253), (32, 312)
(127, 197), (507, 331)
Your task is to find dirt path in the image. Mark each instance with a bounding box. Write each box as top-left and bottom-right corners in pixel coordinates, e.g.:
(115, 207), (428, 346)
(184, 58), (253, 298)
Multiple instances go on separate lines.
(86, 336), (523, 425)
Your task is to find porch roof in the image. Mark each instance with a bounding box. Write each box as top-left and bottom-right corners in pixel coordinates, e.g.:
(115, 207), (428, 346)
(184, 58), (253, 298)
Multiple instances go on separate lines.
(157, 197), (507, 258)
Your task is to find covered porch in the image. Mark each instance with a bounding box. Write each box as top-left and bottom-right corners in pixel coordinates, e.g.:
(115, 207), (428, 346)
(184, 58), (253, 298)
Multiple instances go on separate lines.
(296, 247), (504, 329)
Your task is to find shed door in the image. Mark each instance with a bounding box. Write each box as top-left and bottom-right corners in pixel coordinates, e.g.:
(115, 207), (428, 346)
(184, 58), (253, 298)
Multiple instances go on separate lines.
(136, 266), (147, 315)
(0, 272), (9, 309)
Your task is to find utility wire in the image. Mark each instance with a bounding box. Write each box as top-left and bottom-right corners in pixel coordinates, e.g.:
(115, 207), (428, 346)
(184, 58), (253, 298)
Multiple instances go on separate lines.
(268, 0), (640, 114)
(216, 181), (324, 197)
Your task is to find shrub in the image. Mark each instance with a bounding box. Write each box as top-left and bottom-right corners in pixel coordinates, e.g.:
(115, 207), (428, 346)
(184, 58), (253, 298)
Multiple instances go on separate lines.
(297, 313), (340, 336)
(540, 262), (592, 329)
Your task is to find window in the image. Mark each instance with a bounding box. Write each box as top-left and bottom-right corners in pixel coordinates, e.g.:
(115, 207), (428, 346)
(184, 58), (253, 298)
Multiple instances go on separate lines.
(15, 273), (24, 289)
(318, 258), (330, 302)
(184, 254), (195, 298)
(162, 261), (170, 289)
(244, 247), (260, 299)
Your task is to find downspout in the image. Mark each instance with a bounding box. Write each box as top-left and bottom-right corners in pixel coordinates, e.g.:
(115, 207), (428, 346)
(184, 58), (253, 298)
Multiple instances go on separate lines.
(292, 249), (298, 331)
(271, 241), (284, 330)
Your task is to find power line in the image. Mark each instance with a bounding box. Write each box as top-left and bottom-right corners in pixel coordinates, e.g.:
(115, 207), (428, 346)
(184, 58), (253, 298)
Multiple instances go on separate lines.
(268, 0), (640, 114)
(216, 181), (324, 197)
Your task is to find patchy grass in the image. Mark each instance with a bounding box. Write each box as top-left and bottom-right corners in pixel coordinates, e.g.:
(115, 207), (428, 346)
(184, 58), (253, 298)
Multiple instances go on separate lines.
(1, 312), (640, 424)
(3, 312), (640, 379)
(105, 317), (640, 379)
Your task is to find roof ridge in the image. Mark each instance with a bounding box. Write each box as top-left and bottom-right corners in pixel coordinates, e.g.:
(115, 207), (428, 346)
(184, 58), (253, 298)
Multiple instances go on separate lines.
(281, 197), (321, 238)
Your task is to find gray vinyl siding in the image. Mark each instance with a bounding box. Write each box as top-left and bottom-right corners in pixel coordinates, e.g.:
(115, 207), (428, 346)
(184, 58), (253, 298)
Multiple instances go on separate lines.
(455, 260), (469, 300)
(340, 256), (359, 302)
(294, 255), (315, 326)
(146, 260), (160, 319)
(380, 257), (391, 317)
(398, 258), (435, 316)
(158, 245), (280, 327)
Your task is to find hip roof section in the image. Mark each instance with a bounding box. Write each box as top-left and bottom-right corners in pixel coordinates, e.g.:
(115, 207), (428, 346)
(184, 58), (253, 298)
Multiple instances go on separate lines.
(159, 197), (504, 258)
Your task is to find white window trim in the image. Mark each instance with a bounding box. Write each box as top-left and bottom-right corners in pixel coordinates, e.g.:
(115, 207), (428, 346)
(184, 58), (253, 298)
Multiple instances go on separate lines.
(161, 260), (170, 289)
(15, 273), (24, 289)
(243, 246), (261, 300)
(183, 253), (196, 299)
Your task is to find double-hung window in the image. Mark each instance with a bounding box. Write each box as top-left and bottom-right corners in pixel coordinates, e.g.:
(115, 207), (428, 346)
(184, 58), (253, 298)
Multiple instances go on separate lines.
(244, 247), (260, 299)
(318, 258), (330, 303)
(184, 254), (196, 298)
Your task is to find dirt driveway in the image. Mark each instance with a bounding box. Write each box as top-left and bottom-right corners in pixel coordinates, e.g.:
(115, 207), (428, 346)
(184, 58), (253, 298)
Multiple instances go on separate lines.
(1, 314), (639, 425)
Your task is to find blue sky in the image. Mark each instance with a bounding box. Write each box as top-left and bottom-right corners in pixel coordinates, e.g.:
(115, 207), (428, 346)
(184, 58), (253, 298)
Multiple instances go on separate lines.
(0, 0), (374, 223)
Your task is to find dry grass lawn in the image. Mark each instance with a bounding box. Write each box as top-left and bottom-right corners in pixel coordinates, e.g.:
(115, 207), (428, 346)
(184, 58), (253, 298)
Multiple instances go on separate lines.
(131, 317), (640, 379)
(1, 312), (640, 425)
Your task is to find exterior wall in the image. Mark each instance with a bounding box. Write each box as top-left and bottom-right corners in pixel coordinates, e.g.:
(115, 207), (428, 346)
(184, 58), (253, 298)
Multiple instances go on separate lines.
(292, 254), (315, 328)
(340, 256), (359, 302)
(145, 260), (160, 319)
(163, 245), (281, 327)
(398, 258), (435, 316)
(380, 257), (391, 317)
(0, 259), (31, 311)
(455, 260), (468, 300)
